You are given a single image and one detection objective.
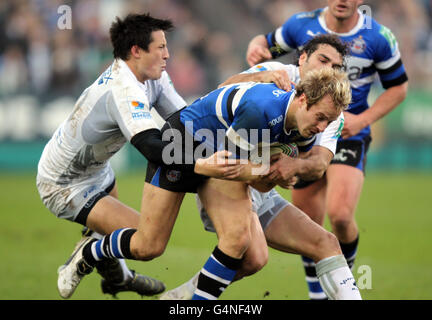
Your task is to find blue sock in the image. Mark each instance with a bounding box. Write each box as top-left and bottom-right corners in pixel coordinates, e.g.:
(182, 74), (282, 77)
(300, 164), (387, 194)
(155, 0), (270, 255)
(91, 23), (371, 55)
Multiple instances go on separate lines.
(83, 228), (136, 266)
(192, 246), (241, 300)
(301, 256), (327, 300)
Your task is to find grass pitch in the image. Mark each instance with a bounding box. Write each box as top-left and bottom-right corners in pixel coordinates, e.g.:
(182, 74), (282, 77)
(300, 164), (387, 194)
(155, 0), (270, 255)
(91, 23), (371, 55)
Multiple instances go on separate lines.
(0, 170), (431, 300)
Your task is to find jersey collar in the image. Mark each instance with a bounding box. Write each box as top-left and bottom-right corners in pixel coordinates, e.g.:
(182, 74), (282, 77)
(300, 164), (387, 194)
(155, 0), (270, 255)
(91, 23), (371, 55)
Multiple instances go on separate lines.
(118, 58), (148, 91)
(318, 6), (365, 37)
(283, 90), (296, 136)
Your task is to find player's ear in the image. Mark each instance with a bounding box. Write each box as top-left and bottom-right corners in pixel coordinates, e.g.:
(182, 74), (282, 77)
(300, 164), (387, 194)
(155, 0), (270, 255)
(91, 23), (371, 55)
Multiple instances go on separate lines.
(130, 45), (141, 59)
(298, 52), (308, 67)
(299, 93), (308, 107)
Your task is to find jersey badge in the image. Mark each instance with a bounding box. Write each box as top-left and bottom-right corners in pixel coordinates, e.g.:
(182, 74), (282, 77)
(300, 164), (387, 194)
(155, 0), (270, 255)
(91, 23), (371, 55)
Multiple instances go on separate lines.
(350, 36), (367, 54)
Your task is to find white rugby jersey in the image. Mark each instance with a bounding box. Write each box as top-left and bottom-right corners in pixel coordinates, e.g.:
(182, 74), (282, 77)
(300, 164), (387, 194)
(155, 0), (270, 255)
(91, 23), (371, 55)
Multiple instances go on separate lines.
(38, 59), (186, 184)
(243, 61), (344, 154)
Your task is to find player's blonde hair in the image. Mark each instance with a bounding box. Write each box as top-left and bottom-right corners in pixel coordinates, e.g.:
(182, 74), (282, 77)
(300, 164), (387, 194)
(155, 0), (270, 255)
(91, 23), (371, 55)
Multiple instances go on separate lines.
(295, 67), (351, 112)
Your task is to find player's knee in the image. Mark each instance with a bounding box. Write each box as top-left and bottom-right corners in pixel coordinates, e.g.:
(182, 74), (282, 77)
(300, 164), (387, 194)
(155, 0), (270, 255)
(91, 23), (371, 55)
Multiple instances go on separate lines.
(329, 214), (353, 235)
(244, 252), (268, 276)
(219, 229), (251, 257)
(311, 230), (341, 260)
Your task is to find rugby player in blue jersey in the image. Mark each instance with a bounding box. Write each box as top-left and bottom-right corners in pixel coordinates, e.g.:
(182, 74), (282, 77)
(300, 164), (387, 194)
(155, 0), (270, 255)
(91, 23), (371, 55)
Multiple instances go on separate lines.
(246, 0), (408, 299)
(57, 66), (354, 300)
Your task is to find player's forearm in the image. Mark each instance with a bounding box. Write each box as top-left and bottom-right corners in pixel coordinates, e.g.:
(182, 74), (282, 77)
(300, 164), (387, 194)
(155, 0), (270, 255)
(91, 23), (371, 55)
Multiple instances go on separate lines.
(248, 34), (269, 50)
(218, 74), (255, 88)
(294, 155), (329, 181)
(358, 82), (408, 127)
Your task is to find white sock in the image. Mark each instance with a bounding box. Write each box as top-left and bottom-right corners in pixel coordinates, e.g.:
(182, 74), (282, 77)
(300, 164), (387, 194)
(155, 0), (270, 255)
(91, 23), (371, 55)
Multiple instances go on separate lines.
(316, 255), (362, 300)
(118, 259), (134, 283)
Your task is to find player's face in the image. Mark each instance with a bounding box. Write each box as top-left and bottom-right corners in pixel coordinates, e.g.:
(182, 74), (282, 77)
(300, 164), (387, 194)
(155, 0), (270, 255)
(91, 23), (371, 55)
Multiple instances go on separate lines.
(327, 0), (363, 20)
(296, 94), (340, 138)
(299, 44), (343, 77)
(138, 30), (169, 81)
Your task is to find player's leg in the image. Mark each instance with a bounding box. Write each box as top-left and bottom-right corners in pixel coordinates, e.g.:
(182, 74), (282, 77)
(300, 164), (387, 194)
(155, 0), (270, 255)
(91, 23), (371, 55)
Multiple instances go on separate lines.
(58, 182), (184, 298)
(192, 178), (252, 300)
(234, 212), (269, 280)
(87, 183), (166, 298)
(325, 163), (362, 268)
(264, 202), (361, 300)
(325, 137), (370, 270)
(291, 178), (328, 299)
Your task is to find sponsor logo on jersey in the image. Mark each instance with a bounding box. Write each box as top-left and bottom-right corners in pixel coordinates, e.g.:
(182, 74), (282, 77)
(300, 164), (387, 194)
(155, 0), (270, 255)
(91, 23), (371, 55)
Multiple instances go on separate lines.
(332, 118), (344, 139)
(131, 100), (145, 110)
(268, 114), (283, 127)
(307, 30), (321, 37)
(83, 185), (97, 199)
(130, 100), (152, 119)
(98, 65), (113, 85)
(351, 36), (367, 54)
(379, 25), (397, 54)
(272, 89), (286, 97)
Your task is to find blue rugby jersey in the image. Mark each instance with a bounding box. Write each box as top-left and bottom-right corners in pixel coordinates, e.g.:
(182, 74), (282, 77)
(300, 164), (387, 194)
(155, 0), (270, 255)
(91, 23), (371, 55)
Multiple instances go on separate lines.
(179, 82), (315, 157)
(265, 7), (408, 141)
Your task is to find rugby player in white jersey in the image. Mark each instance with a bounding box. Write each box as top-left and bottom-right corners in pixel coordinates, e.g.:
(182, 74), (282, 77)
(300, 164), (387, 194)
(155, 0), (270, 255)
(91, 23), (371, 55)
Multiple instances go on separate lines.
(36, 13), (243, 299)
(160, 35), (362, 300)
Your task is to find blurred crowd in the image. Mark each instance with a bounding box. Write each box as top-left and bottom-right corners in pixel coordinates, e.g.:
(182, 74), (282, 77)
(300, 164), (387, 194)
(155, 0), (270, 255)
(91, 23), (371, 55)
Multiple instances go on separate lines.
(0, 0), (431, 102)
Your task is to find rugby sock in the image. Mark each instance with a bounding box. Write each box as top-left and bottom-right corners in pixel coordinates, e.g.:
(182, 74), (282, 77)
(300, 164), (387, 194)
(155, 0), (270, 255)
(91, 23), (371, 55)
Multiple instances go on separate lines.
(301, 256), (327, 300)
(316, 254), (362, 300)
(82, 228), (136, 266)
(192, 246), (242, 300)
(340, 235), (359, 270)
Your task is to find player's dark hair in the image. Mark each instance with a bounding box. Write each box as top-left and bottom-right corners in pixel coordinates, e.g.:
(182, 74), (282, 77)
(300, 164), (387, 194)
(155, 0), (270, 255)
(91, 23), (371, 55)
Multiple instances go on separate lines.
(296, 34), (349, 69)
(110, 13), (173, 60)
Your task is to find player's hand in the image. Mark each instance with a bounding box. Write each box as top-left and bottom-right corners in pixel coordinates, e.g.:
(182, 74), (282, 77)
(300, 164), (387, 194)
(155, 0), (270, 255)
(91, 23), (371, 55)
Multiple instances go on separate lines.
(341, 112), (368, 139)
(259, 70), (293, 92)
(246, 44), (272, 67)
(277, 176), (298, 189)
(194, 150), (245, 180)
(264, 154), (299, 181)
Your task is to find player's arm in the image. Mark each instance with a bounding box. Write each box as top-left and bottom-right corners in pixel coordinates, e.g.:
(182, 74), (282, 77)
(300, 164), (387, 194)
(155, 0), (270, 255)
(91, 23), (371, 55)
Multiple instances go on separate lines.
(343, 27), (408, 138)
(246, 34), (272, 67)
(219, 70), (292, 91)
(132, 129), (244, 179)
(342, 82), (408, 139)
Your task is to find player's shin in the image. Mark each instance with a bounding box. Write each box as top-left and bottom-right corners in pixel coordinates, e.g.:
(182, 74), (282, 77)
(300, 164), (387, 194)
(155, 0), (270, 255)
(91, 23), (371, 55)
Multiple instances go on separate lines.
(316, 254), (362, 300)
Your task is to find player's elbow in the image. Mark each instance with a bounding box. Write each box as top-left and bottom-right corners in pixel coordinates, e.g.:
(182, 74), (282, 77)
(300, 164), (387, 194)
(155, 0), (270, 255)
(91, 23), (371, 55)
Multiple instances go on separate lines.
(392, 81), (409, 103)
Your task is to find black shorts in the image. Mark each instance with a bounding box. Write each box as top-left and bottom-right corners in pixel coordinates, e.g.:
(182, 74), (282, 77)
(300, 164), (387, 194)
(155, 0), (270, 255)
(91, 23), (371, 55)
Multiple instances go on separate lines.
(75, 178), (116, 226)
(294, 136), (372, 189)
(145, 109), (209, 193)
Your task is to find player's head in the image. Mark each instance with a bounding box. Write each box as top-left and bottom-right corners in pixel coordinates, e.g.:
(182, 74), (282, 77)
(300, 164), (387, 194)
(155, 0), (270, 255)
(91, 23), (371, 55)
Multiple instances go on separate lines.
(298, 34), (349, 77)
(293, 68), (351, 138)
(327, 0), (363, 20)
(110, 13), (173, 81)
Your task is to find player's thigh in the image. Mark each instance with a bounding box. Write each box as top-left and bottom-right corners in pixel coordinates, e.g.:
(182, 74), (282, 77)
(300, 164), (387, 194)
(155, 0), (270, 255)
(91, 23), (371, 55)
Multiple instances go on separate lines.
(198, 178), (252, 258)
(86, 195), (140, 235)
(264, 203), (340, 261)
(325, 164), (364, 218)
(291, 177), (327, 225)
(134, 182), (185, 247)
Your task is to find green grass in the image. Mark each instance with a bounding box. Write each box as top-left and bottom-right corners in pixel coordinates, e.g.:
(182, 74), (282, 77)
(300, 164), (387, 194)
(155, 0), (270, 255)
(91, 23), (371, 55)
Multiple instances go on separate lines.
(0, 171), (431, 300)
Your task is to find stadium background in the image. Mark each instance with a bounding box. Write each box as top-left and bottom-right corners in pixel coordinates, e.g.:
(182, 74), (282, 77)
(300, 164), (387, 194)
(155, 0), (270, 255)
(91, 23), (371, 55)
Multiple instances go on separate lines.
(0, 0), (431, 300)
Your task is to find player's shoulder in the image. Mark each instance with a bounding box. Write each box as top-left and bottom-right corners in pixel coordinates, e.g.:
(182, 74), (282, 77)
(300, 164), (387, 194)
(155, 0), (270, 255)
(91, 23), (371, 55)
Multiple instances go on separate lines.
(361, 16), (399, 50)
(290, 8), (323, 22)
